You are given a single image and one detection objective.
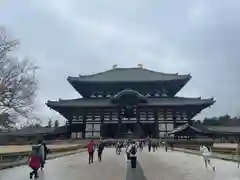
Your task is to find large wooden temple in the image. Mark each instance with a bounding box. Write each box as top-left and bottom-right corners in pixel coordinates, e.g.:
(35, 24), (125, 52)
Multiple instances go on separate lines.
(46, 65), (215, 139)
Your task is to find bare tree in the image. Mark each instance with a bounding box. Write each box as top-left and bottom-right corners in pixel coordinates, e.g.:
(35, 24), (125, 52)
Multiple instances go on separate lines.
(0, 28), (38, 120)
(0, 113), (15, 129)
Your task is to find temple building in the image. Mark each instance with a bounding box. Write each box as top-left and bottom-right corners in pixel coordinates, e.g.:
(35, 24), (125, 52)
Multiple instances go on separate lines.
(46, 65), (215, 139)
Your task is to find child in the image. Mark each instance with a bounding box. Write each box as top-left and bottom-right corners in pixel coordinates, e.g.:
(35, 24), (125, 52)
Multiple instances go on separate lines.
(28, 145), (41, 179)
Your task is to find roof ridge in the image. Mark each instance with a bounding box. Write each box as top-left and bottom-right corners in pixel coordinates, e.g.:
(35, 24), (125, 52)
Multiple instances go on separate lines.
(167, 96), (214, 100)
(78, 68), (116, 78)
(76, 67), (190, 78)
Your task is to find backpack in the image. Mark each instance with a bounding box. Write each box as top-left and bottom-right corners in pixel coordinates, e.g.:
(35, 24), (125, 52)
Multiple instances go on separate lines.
(31, 145), (41, 157)
(130, 145), (137, 155)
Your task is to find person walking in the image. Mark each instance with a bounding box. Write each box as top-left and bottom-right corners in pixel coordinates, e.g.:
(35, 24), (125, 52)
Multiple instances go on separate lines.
(87, 140), (94, 164)
(98, 141), (104, 162)
(236, 142), (240, 168)
(116, 141), (121, 155)
(127, 141), (138, 168)
(200, 145), (215, 171)
(28, 145), (41, 179)
(36, 140), (45, 170)
(148, 140), (152, 152)
(38, 140), (49, 170)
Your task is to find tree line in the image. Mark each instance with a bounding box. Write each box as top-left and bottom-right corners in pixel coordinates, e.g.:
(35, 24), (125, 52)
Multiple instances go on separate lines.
(194, 114), (240, 126)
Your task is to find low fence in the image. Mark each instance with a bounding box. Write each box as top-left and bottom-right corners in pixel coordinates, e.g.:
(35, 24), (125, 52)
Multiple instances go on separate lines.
(168, 143), (238, 156)
(163, 139), (238, 155)
(0, 144), (85, 163)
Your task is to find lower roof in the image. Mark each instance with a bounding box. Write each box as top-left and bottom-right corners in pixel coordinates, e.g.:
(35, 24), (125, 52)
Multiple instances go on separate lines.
(46, 96), (215, 108)
(168, 124), (240, 135)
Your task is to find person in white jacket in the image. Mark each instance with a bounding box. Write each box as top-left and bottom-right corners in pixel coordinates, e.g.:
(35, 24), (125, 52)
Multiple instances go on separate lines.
(127, 142), (137, 158)
(127, 141), (138, 168)
(200, 145), (215, 171)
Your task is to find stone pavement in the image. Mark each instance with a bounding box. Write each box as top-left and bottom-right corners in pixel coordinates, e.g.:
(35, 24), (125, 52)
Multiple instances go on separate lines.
(1, 148), (240, 180)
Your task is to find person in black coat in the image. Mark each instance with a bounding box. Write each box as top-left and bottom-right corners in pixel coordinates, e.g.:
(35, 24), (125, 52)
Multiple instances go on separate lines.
(98, 141), (105, 162)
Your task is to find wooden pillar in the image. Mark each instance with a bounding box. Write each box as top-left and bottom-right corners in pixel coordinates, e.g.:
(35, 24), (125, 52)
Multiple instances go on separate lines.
(136, 107), (140, 123)
(110, 110), (113, 121)
(82, 109), (86, 139)
(145, 107), (148, 121)
(137, 107), (141, 137)
(92, 112), (95, 137)
(145, 107), (151, 137)
(65, 111), (72, 139)
(186, 111), (192, 125)
(136, 106), (143, 137)
(172, 110), (177, 139)
(163, 109), (167, 136)
(172, 110), (177, 128)
(154, 108), (159, 138)
(117, 107), (122, 138)
(100, 108), (104, 137)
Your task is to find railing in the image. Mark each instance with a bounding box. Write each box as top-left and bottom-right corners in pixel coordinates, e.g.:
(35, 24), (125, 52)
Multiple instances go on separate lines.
(174, 145), (238, 155)
(0, 145), (84, 163)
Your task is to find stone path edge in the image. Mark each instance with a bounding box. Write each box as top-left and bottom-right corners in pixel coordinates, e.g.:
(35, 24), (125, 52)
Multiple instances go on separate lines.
(172, 148), (238, 163)
(0, 149), (86, 170)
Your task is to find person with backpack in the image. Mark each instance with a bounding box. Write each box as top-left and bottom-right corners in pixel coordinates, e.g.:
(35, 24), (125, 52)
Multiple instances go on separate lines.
(28, 145), (41, 179)
(38, 140), (49, 170)
(127, 141), (138, 168)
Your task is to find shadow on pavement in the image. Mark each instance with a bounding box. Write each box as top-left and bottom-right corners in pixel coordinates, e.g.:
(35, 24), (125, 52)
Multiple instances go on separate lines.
(126, 160), (147, 180)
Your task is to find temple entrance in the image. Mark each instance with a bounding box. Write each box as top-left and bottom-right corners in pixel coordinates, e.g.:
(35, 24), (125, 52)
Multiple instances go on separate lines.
(141, 123), (158, 138)
(100, 122), (157, 138)
(121, 123), (135, 133)
(100, 124), (118, 138)
(121, 123), (138, 139)
(121, 123), (155, 138)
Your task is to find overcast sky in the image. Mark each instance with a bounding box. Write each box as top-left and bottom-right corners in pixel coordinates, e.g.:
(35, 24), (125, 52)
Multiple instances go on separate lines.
(0, 0), (240, 124)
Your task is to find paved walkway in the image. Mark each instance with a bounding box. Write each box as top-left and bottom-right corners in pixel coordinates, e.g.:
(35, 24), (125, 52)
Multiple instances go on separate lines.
(0, 148), (240, 180)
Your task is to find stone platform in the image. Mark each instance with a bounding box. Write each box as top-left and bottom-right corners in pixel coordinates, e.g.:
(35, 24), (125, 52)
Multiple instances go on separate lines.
(0, 147), (239, 180)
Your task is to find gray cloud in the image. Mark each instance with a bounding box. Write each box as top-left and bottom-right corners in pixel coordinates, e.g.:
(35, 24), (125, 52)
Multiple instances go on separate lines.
(0, 0), (240, 124)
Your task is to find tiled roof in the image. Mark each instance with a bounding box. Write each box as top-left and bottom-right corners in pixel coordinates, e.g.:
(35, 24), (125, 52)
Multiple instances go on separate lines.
(168, 124), (240, 135)
(68, 68), (191, 82)
(167, 124), (204, 135)
(46, 97), (215, 108)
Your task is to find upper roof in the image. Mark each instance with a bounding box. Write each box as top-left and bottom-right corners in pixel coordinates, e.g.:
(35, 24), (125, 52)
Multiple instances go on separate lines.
(68, 67), (191, 83)
(46, 96), (215, 108)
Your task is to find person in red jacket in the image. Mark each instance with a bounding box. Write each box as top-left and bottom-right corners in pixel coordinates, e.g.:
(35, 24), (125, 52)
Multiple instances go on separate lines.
(28, 145), (41, 179)
(87, 140), (94, 164)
